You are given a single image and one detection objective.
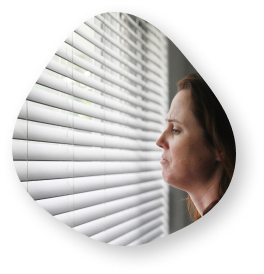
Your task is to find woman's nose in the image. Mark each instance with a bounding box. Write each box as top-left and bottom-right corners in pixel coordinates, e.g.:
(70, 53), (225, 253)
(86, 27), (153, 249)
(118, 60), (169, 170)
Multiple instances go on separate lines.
(156, 131), (168, 149)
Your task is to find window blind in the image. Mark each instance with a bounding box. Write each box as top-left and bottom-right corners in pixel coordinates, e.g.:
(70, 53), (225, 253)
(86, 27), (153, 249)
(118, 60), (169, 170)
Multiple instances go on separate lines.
(12, 12), (169, 246)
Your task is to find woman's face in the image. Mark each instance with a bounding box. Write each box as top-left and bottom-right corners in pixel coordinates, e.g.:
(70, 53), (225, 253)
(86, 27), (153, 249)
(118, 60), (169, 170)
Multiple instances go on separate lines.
(156, 90), (219, 193)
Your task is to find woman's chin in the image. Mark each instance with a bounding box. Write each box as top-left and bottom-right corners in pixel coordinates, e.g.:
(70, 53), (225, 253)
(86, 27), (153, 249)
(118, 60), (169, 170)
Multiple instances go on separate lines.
(161, 170), (185, 191)
(161, 170), (173, 185)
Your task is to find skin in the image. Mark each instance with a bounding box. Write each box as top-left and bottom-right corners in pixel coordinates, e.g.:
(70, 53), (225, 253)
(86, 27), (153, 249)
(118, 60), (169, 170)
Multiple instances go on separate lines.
(156, 89), (223, 216)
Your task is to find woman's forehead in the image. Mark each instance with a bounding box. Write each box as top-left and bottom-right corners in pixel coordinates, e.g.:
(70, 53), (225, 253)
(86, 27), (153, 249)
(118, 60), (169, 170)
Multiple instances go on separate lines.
(167, 90), (193, 120)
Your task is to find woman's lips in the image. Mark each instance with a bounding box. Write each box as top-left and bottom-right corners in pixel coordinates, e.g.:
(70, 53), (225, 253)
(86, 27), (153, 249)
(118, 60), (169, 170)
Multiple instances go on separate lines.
(160, 156), (169, 164)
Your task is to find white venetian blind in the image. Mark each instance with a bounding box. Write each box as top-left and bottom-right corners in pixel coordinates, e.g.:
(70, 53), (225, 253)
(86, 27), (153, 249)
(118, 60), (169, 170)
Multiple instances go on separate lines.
(12, 12), (169, 246)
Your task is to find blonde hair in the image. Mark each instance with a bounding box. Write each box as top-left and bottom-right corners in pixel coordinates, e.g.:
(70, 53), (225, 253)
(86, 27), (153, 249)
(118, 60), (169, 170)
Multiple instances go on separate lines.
(177, 74), (236, 220)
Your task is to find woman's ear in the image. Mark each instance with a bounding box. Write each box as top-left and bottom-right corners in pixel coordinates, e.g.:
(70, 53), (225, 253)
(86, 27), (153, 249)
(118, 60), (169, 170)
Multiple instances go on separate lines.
(215, 150), (223, 162)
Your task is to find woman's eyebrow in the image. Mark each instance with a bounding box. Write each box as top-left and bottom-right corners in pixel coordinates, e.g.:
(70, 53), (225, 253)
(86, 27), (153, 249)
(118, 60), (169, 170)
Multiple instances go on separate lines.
(166, 118), (183, 125)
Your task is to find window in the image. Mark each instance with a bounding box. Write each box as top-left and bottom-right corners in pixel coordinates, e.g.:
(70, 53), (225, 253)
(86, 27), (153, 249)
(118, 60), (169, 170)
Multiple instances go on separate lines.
(12, 12), (169, 246)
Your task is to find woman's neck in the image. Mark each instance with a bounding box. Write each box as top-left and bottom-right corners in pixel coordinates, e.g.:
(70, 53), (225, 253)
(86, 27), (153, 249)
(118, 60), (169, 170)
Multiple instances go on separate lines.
(189, 164), (223, 216)
(190, 181), (220, 217)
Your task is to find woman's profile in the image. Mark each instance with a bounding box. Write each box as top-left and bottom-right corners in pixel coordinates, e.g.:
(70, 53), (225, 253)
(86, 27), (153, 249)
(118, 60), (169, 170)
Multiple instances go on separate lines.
(156, 74), (236, 220)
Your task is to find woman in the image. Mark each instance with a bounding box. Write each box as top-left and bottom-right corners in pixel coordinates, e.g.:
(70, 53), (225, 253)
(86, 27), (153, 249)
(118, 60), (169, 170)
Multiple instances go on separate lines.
(156, 74), (236, 220)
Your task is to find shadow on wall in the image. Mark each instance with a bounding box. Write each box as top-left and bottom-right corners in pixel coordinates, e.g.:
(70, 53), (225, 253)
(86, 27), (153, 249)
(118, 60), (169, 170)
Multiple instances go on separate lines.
(168, 39), (197, 234)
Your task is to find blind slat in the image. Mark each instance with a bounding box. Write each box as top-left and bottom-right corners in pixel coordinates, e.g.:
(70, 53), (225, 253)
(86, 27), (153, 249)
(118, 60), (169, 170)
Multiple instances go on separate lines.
(85, 20), (162, 77)
(96, 14), (166, 66)
(13, 140), (161, 161)
(38, 72), (165, 114)
(14, 160), (161, 181)
(107, 13), (166, 69)
(108, 217), (162, 245)
(13, 119), (161, 151)
(66, 35), (164, 95)
(92, 210), (162, 243)
(114, 13), (167, 59)
(37, 181), (162, 216)
(18, 101), (161, 140)
(73, 199), (162, 236)
(28, 171), (162, 200)
(73, 26), (162, 87)
(127, 226), (162, 246)
(28, 86), (163, 125)
(46, 59), (165, 107)
(55, 190), (162, 227)
(56, 46), (163, 98)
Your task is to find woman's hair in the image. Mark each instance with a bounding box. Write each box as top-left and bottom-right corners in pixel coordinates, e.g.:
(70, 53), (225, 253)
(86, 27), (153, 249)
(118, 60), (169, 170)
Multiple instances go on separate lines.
(177, 74), (236, 221)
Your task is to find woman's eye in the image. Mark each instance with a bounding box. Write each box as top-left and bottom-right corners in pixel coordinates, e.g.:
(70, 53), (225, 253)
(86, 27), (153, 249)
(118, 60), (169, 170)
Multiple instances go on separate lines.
(172, 128), (180, 135)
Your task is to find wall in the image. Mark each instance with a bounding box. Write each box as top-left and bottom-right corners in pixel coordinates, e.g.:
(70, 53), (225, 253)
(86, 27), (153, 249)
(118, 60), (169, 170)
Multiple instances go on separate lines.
(168, 38), (197, 234)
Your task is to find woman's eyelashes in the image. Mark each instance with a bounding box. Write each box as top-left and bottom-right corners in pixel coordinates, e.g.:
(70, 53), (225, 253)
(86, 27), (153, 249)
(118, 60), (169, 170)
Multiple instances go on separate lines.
(166, 122), (181, 135)
(172, 127), (181, 135)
